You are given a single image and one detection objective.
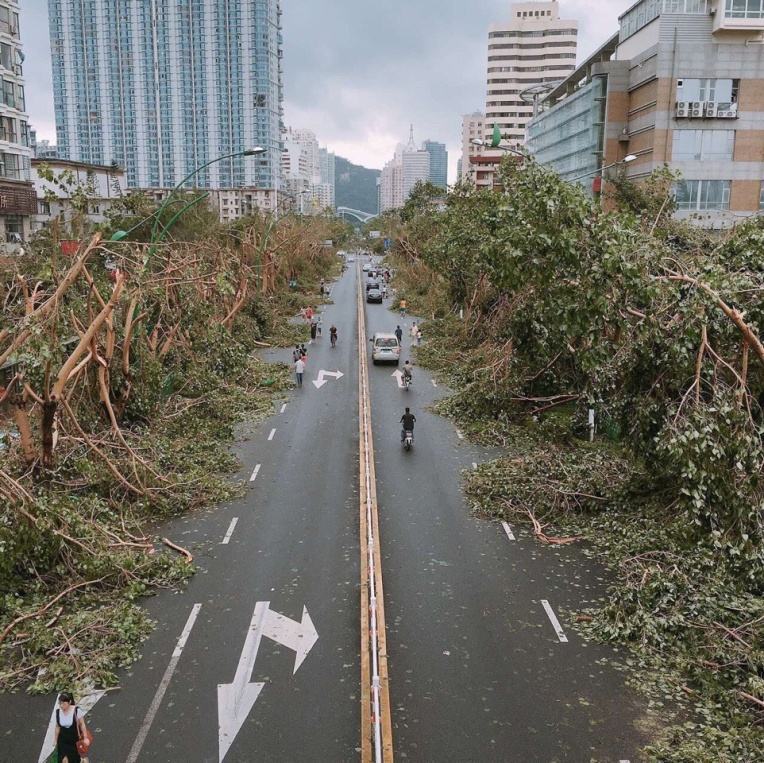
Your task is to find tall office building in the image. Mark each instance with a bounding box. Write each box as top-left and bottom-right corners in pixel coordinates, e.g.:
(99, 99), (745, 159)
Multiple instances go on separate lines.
(485, 2), (577, 146)
(319, 147), (336, 209)
(0, 0), (35, 243)
(422, 139), (448, 189)
(47, 0), (284, 190)
(379, 127), (431, 212)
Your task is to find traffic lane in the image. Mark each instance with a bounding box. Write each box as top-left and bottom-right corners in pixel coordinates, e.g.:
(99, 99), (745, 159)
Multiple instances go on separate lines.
(78, 266), (360, 762)
(365, 306), (647, 761)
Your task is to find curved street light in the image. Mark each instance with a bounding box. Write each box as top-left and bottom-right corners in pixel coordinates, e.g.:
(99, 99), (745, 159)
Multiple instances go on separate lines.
(568, 154), (637, 182)
(470, 138), (526, 158)
(110, 146), (266, 243)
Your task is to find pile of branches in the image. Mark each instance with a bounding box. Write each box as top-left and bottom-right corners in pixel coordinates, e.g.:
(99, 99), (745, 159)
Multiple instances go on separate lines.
(0, 212), (342, 692)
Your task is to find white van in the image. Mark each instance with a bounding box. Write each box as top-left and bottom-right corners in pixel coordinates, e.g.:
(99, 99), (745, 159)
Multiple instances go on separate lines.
(370, 332), (401, 365)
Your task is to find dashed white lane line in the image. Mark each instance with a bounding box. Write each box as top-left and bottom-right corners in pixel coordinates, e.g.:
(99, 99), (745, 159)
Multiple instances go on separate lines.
(268, 428), (276, 441)
(541, 600), (568, 643)
(501, 521), (515, 541)
(431, 379), (437, 387)
(126, 603), (202, 763)
(456, 429), (464, 440)
(472, 462), (478, 470)
(280, 403), (287, 413)
(249, 464), (261, 482)
(221, 517), (239, 545)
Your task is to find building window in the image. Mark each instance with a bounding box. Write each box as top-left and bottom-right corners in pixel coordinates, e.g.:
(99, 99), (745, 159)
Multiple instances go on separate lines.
(726, 0), (764, 18)
(675, 180), (731, 211)
(672, 130), (735, 161)
(760, 182), (764, 209)
(5, 215), (24, 242)
(677, 78), (739, 107)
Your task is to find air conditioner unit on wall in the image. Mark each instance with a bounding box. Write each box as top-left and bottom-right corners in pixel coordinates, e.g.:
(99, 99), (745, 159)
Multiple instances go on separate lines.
(717, 109), (738, 119)
(705, 102), (718, 117)
(676, 101), (690, 117)
(690, 101), (706, 117)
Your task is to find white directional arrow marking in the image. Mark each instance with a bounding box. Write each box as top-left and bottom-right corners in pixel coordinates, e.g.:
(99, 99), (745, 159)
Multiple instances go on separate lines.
(312, 369), (344, 389)
(218, 602), (319, 761)
(39, 686), (105, 763)
(391, 369), (404, 388)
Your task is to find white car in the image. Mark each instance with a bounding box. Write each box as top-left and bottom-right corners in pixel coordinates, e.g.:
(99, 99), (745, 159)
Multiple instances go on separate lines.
(347, 256), (355, 262)
(370, 332), (401, 365)
(362, 263), (371, 272)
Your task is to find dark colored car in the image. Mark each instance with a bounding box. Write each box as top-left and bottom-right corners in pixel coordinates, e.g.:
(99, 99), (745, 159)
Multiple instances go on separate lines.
(366, 279), (380, 292)
(366, 288), (383, 304)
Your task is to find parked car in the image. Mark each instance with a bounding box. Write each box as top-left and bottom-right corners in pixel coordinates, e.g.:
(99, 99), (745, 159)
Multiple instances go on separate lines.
(366, 288), (383, 304)
(370, 332), (400, 364)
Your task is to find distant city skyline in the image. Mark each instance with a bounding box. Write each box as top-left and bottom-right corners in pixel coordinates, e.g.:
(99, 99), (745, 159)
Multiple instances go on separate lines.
(22, 0), (637, 184)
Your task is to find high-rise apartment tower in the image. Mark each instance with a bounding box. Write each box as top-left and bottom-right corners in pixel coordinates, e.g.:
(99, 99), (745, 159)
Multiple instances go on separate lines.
(47, 0), (284, 190)
(485, 2), (577, 146)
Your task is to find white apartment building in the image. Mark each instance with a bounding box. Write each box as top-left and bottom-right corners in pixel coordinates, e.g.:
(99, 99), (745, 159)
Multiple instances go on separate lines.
(485, 1), (578, 146)
(216, 188), (277, 223)
(281, 128), (335, 214)
(0, 0), (35, 246)
(460, 111), (486, 182)
(32, 157), (126, 231)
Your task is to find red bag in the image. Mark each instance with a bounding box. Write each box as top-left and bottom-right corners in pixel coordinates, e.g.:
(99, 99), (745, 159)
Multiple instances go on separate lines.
(76, 725), (94, 755)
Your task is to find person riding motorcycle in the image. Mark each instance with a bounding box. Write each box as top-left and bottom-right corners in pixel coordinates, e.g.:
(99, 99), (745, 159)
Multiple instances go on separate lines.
(402, 360), (413, 386)
(400, 407), (416, 442)
(330, 325), (338, 347)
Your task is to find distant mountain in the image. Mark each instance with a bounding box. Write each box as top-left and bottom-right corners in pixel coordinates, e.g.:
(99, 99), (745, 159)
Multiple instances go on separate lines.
(335, 156), (380, 215)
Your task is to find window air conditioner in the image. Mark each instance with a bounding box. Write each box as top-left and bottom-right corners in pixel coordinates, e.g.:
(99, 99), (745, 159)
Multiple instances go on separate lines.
(705, 102), (718, 118)
(690, 101), (706, 117)
(676, 101), (690, 117)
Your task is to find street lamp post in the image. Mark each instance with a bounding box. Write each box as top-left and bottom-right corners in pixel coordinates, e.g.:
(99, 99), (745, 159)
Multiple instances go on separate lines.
(110, 147), (266, 245)
(470, 138), (526, 159)
(569, 154), (637, 182)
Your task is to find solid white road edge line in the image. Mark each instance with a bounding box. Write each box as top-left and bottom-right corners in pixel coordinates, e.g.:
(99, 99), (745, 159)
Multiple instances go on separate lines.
(541, 599), (568, 643)
(221, 518), (239, 545)
(249, 464), (261, 482)
(126, 603), (202, 763)
(502, 521), (516, 541)
(267, 428), (276, 441)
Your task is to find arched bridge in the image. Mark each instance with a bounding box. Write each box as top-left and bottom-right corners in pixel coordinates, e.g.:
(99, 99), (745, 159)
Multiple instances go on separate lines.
(337, 206), (378, 223)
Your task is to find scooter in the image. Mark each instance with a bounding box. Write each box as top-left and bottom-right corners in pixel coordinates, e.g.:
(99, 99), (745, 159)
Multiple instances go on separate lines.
(402, 430), (414, 451)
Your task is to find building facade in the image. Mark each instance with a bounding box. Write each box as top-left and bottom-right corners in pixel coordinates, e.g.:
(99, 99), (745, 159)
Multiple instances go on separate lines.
(526, 0), (764, 226)
(0, 0), (34, 245)
(459, 111), (486, 182)
(32, 157), (126, 232)
(422, 139), (448, 189)
(281, 128), (335, 214)
(379, 127), (432, 212)
(319, 147), (336, 209)
(484, 1), (578, 147)
(47, 0), (284, 190)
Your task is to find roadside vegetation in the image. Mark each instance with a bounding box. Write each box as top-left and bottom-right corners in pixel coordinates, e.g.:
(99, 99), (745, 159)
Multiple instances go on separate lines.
(0, 196), (349, 694)
(382, 169), (763, 761)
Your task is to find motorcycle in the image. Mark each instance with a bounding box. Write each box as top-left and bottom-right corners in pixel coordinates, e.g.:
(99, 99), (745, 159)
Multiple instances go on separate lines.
(402, 371), (412, 391)
(402, 430), (414, 451)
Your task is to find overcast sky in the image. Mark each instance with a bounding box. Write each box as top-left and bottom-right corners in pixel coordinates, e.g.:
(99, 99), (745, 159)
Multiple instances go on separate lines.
(23, 0), (633, 182)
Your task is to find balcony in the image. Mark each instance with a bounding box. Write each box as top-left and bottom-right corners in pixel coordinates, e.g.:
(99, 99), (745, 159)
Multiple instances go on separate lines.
(714, 0), (764, 31)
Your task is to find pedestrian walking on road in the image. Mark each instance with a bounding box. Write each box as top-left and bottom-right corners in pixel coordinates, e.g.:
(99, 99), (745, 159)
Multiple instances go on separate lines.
(316, 315), (322, 337)
(395, 325), (403, 344)
(310, 320), (318, 342)
(416, 328), (422, 346)
(410, 322), (418, 340)
(55, 691), (91, 763)
(295, 357), (305, 387)
(330, 325), (338, 348)
(293, 346), (301, 363)
(305, 306), (314, 324)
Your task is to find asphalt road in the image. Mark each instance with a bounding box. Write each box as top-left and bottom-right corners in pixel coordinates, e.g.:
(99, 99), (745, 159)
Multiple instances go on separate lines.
(9, 260), (649, 762)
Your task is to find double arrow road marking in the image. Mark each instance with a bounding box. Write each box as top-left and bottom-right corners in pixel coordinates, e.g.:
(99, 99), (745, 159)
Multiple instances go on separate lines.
(218, 601), (319, 762)
(312, 369), (344, 389)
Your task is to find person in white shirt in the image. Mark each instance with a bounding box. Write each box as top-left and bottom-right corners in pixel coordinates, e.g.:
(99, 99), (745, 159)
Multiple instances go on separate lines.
(294, 357), (305, 387)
